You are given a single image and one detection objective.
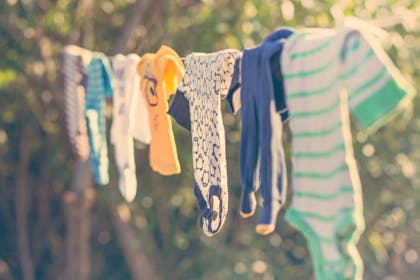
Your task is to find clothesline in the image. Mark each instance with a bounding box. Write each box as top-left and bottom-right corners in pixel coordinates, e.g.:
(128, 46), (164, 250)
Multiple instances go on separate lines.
(98, 15), (409, 63)
(62, 17), (415, 280)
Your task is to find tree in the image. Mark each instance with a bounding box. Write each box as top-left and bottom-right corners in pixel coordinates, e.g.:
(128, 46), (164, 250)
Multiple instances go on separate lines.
(0, 0), (419, 279)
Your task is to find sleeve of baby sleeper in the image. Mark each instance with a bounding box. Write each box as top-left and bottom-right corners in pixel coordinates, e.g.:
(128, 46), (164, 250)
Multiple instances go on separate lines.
(167, 89), (191, 131)
(344, 30), (415, 131)
(158, 54), (185, 95)
(226, 56), (241, 114)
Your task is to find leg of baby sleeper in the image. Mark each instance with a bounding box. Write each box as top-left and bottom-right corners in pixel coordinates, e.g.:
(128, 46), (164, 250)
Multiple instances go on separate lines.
(336, 211), (365, 280)
(192, 111), (228, 236)
(346, 241), (364, 280)
(86, 108), (109, 186)
(98, 106), (110, 186)
(86, 109), (100, 183)
(336, 213), (358, 280)
(194, 183), (224, 235)
(208, 185), (223, 233)
(190, 102), (228, 236)
(285, 208), (349, 280)
(63, 53), (90, 160)
(75, 86), (90, 159)
(240, 154), (259, 218)
(239, 98), (260, 218)
(255, 97), (285, 235)
(333, 171), (365, 279)
(114, 132), (137, 202)
(194, 182), (209, 224)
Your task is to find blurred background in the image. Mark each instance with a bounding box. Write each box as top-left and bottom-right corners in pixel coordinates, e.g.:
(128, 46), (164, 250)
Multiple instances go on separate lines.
(0, 0), (419, 279)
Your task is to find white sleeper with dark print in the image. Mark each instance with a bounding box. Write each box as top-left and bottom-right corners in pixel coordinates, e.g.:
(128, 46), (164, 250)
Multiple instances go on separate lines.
(111, 54), (149, 202)
(177, 49), (241, 236)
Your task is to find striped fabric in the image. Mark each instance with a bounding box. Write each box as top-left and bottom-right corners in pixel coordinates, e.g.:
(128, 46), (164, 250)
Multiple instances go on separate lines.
(62, 45), (90, 160)
(86, 53), (114, 186)
(282, 22), (414, 280)
(111, 54), (149, 202)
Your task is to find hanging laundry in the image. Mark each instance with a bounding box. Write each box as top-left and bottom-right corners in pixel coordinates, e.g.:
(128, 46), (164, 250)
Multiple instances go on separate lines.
(137, 45), (184, 176)
(168, 55), (242, 130)
(169, 49), (241, 236)
(85, 52), (114, 186)
(167, 86), (191, 131)
(131, 65), (152, 145)
(282, 20), (415, 280)
(238, 28), (294, 235)
(62, 45), (91, 160)
(227, 44), (290, 118)
(226, 57), (242, 114)
(111, 54), (149, 202)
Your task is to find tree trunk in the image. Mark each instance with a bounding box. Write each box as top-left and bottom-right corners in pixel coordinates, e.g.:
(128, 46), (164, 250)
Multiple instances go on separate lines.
(111, 0), (149, 55)
(111, 204), (161, 280)
(15, 127), (35, 280)
(62, 160), (94, 280)
(61, 0), (95, 279)
(61, 1), (162, 279)
(109, 1), (163, 279)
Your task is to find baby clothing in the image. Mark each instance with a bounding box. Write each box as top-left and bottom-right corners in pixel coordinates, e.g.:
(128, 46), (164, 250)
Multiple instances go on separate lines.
(168, 55), (242, 130)
(226, 57), (242, 114)
(137, 45), (184, 175)
(62, 45), (91, 160)
(111, 54), (149, 202)
(227, 46), (290, 118)
(168, 89), (192, 131)
(239, 28), (293, 235)
(282, 21), (415, 280)
(169, 49), (241, 236)
(86, 52), (114, 186)
(131, 64), (152, 145)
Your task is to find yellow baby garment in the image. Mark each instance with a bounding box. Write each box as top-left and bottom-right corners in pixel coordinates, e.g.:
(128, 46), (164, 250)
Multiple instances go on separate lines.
(137, 45), (185, 175)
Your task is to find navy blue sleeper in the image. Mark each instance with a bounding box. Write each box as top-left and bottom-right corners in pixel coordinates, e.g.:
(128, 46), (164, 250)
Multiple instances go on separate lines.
(239, 28), (294, 235)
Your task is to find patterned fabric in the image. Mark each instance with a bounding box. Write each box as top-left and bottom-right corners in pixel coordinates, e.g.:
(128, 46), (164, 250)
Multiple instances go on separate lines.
(62, 45), (90, 160)
(168, 89), (192, 131)
(137, 45), (184, 175)
(86, 52), (114, 186)
(168, 56), (242, 131)
(175, 49), (241, 236)
(239, 29), (293, 235)
(282, 21), (415, 280)
(226, 56), (242, 114)
(111, 54), (146, 202)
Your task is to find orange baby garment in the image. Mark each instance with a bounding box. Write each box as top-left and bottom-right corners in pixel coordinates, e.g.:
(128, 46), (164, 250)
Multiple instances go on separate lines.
(137, 45), (185, 175)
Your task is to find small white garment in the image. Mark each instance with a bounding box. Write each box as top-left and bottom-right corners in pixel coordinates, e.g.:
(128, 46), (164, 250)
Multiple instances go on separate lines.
(111, 54), (150, 202)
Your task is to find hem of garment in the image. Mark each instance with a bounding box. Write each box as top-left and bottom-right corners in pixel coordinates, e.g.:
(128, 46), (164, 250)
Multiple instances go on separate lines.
(285, 207), (362, 280)
(353, 78), (415, 134)
(150, 162), (181, 176)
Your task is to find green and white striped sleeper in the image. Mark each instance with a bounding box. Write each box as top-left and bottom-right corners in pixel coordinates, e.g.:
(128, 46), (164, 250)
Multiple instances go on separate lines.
(282, 22), (415, 280)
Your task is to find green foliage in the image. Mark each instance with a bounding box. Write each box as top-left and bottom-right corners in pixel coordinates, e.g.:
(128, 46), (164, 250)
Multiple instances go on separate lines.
(0, 69), (17, 90)
(0, 0), (419, 279)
